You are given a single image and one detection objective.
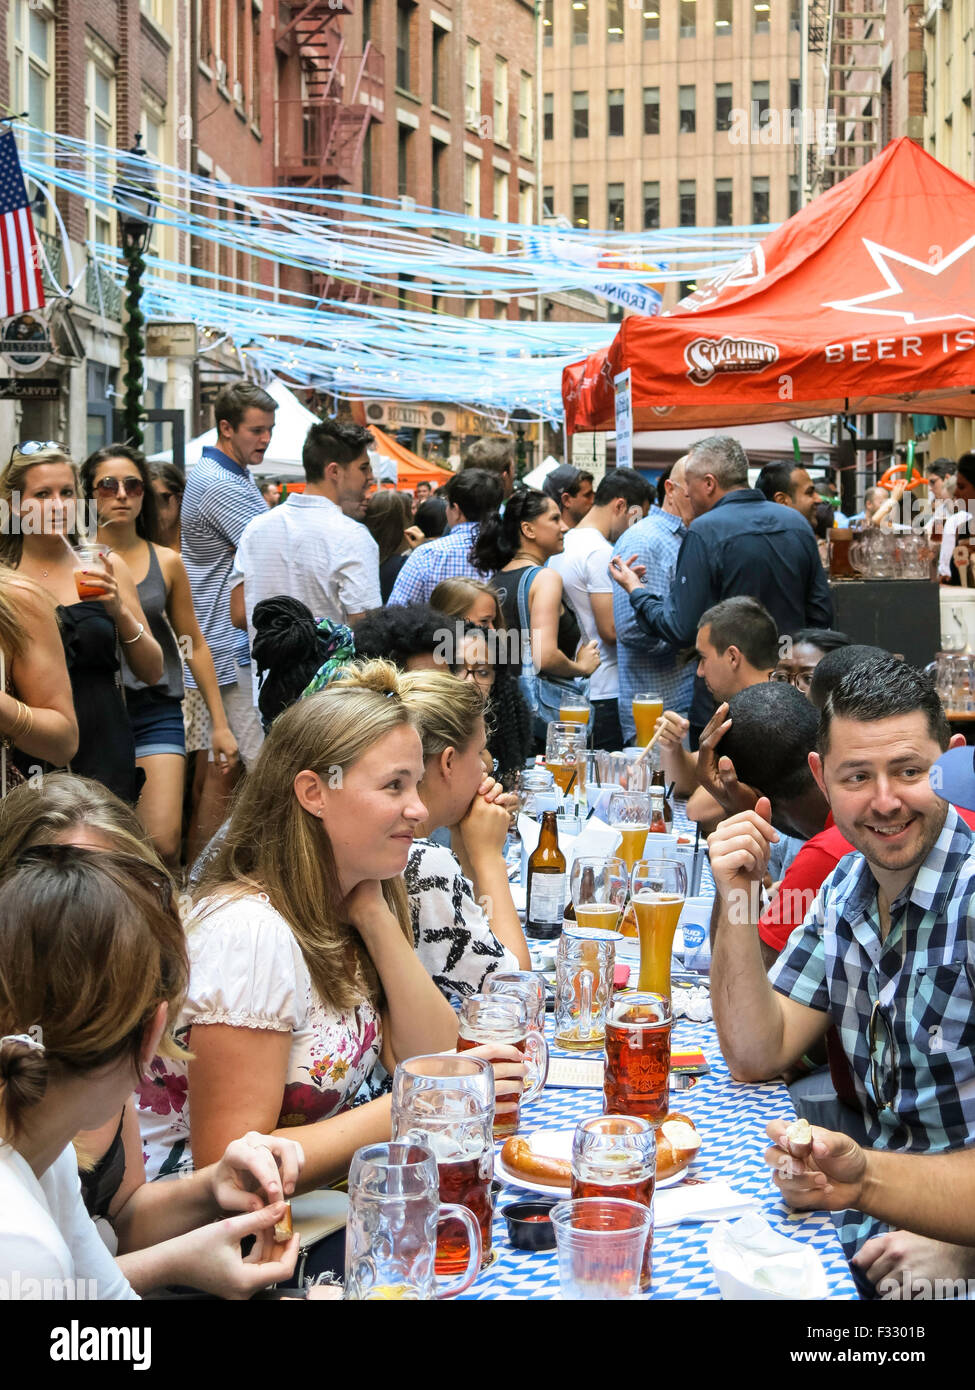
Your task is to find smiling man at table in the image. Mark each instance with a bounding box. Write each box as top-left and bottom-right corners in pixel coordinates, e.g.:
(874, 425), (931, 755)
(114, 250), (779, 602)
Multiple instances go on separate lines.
(708, 656), (975, 1298)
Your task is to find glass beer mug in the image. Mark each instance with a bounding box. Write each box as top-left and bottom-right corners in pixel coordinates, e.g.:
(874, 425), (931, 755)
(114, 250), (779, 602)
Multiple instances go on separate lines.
(456, 993), (548, 1138)
(555, 925), (621, 1052)
(391, 1054), (495, 1273)
(483, 971), (550, 1094)
(344, 1142), (482, 1300)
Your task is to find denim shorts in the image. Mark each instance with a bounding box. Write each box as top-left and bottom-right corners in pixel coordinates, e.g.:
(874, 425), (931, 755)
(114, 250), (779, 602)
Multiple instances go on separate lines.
(126, 687), (187, 759)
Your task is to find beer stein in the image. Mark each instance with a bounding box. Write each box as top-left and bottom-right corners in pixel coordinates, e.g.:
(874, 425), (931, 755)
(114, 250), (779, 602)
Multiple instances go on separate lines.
(391, 1054), (495, 1272)
(344, 1142), (482, 1300)
(604, 992), (672, 1124)
(555, 925), (620, 1052)
(457, 993), (548, 1137)
(571, 1114), (656, 1290)
(483, 971), (549, 1094)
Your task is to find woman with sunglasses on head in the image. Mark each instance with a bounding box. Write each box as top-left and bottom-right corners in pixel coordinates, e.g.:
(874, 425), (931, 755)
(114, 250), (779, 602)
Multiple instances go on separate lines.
(0, 842), (301, 1299)
(138, 660), (523, 1190)
(0, 445), (163, 804)
(82, 445), (238, 867)
(0, 775), (306, 1298)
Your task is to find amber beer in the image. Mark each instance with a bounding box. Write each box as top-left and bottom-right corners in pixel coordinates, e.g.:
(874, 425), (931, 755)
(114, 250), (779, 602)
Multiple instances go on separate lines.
(634, 891), (684, 997)
(632, 694), (663, 746)
(575, 902), (622, 932)
(546, 758), (579, 796)
(571, 1115), (655, 1290)
(559, 703), (590, 725)
(526, 809), (567, 940)
(456, 1028), (529, 1138)
(436, 1155), (494, 1274)
(604, 995), (672, 1124)
(614, 823), (649, 872)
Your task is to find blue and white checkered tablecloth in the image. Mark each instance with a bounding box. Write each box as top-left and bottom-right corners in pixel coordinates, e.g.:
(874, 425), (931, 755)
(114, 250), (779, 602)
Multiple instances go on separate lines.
(460, 1016), (859, 1301)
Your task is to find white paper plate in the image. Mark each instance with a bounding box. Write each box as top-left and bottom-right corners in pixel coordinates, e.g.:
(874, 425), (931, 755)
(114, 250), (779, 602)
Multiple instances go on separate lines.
(496, 1127), (688, 1198)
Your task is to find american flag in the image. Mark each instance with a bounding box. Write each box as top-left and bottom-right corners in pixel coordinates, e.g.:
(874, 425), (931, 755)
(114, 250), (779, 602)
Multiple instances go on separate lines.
(0, 129), (46, 320)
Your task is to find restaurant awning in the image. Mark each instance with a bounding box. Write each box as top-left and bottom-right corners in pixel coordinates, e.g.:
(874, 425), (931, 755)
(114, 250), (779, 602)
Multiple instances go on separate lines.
(563, 138), (975, 434)
(613, 420), (836, 466)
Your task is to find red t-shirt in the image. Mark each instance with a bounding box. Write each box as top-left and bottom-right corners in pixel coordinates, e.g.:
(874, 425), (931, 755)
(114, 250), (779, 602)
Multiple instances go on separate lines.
(758, 807), (975, 953)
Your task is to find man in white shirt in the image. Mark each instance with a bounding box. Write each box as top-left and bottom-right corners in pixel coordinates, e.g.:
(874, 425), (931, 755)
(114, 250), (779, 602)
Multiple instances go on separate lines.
(231, 418), (381, 706)
(548, 468), (653, 750)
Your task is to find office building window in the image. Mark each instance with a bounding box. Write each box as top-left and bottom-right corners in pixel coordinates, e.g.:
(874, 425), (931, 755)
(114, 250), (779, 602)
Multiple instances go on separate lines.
(679, 0), (696, 38)
(679, 179), (696, 226)
(752, 80), (770, 130)
(644, 5), (659, 39)
(396, 0), (413, 90)
(607, 0), (624, 40)
(679, 280), (698, 300)
(543, 0), (553, 44)
(12, 1), (54, 180)
(250, 2), (261, 127)
(643, 86), (660, 135)
(715, 177), (733, 226)
(753, 0), (771, 32)
(432, 25), (447, 107)
(519, 182), (534, 225)
(431, 138), (445, 209)
(519, 71), (534, 157)
(362, 121), (373, 197)
(494, 170), (508, 252)
(715, 82), (733, 131)
(397, 124), (413, 197)
(789, 175), (800, 216)
(715, 0), (732, 32)
(573, 1), (588, 44)
(86, 57), (116, 247)
(752, 175), (770, 223)
(573, 91), (589, 139)
(790, 0), (800, 29)
(607, 183), (625, 230)
(572, 184), (589, 228)
(542, 185), (554, 217)
(465, 40), (480, 126)
(494, 57), (509, 143)
(543, 92), (554, 141)
(789, 78), (800, 112)
(679, 85), (696, 134)
(643, 181), (660, 229)
(363, 0), (373, 43)
(464, 156), (481, 241)
(608, 89), (624, 137)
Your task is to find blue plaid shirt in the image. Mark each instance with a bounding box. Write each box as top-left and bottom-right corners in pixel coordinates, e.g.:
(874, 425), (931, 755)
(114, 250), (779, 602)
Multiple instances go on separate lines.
(388, 522), (486, 605)
(768, 804), (975, 1258)
(611, 507), (695, 742)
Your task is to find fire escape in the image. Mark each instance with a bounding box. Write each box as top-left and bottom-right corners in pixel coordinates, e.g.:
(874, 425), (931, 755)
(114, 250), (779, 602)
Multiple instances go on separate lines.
(275, 1), (384, 306)
(813, 0), (887, 194)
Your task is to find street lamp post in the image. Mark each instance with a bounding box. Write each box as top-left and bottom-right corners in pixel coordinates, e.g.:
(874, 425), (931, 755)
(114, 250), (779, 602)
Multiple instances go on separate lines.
(511, 407), (533, 480)
(113, 136), (159, 448)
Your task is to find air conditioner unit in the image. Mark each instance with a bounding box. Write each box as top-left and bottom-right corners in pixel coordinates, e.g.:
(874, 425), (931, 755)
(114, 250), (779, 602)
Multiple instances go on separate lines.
(400, 195), (416, 213)
(366, 402), (386, 422)
(465, 106), (480, 128)
(232, 80), (244, 104)
(215, 58), (228, 85)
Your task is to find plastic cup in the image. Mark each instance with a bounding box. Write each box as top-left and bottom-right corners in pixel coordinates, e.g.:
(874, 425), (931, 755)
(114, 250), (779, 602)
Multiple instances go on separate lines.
(550, 1197), (651, 1300)
(73, 543), (109, 600)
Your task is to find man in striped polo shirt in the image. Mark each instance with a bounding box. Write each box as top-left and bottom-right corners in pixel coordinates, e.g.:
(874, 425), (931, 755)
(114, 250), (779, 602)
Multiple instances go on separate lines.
(182, 381), (276, 788)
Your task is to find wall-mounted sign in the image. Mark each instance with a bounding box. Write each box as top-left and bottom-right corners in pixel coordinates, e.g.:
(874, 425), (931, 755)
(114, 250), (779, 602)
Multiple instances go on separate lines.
(0, 376), (60, 400)
(146, 322), (198, 357)
(1, 313), (52, 372)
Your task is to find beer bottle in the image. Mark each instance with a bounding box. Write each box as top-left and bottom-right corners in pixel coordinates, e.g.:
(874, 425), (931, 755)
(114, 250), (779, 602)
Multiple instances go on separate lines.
(526, 810), (567, 940)
(649, 787), (667, 834)
(651, 768), (673, 826)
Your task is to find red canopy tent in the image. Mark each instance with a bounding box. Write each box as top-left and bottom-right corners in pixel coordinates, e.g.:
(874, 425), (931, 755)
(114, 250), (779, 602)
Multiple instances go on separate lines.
(563, 138), (975, 434)
(368, 425), (454, 488)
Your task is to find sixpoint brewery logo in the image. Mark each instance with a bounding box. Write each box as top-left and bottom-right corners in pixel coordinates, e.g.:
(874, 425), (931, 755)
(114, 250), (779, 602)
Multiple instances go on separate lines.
(684, 335), (779, 386)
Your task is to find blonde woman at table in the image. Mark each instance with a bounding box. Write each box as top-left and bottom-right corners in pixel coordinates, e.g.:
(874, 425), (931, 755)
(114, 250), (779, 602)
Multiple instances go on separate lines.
(0, 774), (306, 1299)
(397, 667), (531, 991)
(139, 660), (525, 1192)
(0, 846), (299, 1299)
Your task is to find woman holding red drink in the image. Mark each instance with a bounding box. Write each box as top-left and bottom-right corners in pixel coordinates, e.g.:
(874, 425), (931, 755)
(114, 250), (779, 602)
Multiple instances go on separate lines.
(139, 659), (524, 1191)
(0, 446), (162, 803)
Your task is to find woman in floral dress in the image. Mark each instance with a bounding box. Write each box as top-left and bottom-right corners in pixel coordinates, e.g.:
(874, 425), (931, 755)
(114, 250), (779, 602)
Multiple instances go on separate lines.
(139, 660), (524, 1189)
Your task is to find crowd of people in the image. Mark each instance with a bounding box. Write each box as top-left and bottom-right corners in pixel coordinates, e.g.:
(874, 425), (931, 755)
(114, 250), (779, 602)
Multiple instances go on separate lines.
(2, 386), (975, 1304)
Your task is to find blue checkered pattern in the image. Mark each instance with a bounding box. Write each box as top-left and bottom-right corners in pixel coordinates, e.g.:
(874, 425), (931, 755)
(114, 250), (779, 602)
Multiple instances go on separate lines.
(769, 803), (975, 1258)
(459, 1016), (858, 1300)
(387, 522), (486, 605)
(612, 508), (695, 742)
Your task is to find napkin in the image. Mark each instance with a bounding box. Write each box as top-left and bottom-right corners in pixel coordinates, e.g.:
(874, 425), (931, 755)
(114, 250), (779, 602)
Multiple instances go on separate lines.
(655, 1180), (760, 1229)
(707, 1212), (827, 1300)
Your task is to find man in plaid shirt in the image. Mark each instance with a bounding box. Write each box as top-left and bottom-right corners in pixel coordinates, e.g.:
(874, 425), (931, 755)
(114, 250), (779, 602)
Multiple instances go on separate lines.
(388, 469), (502, 606)
(709, 656), (975, 1297)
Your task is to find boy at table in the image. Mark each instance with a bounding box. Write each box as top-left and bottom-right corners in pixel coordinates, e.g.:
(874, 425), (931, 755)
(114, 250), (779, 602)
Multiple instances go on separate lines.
(709, 656), (975, 1298)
